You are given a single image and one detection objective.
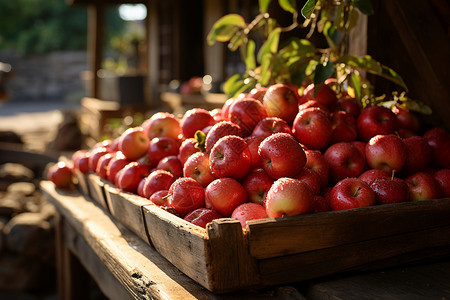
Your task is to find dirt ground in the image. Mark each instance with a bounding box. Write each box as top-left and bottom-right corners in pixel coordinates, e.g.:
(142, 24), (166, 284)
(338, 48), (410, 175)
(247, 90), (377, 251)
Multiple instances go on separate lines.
(0, 100), (80, 152)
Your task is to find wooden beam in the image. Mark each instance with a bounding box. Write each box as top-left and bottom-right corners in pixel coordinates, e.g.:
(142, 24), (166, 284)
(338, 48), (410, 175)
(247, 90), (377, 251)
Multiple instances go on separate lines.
(87, 4), (105, 99)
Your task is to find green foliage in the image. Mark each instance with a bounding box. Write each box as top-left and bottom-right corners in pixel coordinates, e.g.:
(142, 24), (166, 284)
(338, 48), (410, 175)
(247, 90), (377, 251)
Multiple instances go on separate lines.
(206, 0), (427, 113)
(0, 0), (125, 55)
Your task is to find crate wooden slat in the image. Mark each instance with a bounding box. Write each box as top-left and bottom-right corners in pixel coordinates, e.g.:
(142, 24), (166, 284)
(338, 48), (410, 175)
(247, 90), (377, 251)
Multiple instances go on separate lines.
(245, 199), (450, 259)
(103, 182), (151, 244)
(87, 173), (109, 211)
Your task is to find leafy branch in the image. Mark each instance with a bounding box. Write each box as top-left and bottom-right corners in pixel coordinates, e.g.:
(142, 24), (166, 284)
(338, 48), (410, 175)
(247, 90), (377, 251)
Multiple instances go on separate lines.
(206, 0), (429, 113)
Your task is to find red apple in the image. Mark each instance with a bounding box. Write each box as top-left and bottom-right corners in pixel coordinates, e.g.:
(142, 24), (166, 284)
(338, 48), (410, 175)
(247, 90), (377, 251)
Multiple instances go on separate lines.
(142, 112), (182, 141)
(405, 172), (443, 201)
(251, 117), (292, 140)
(228, 98), (268, 135)
(147, 137), (179, 167)
(231, 203), (268, 228)
(178, 138), (200, 166)
(301, 82), (338, 107)
(204, 121), (243, 153)
(294, 168), (322, 196)
(358, 169), (390, 186)
(312, 195), (332, 213)
(365, 134), (407, 174)
(329, 177), (376, 211)
(183, 208), (223, 229)
(210, 108), (225, 122)
(258, 132), (306, 179)
(247, 86), (268, 102)
(209, 135), (252, 180)
(95, 152), (116, 179)
(401, 135), (431, 176)
(331, 96), (360, 118)
(434, 169), (450, 197)
(242, 168), (274, 205)
(265, 177), (314, 218)
(118, 127), (150, 160)
(356, 106), (398, 142)
(166, 177), (206, 217)
(48, 161), (73, 189)
(244, 135), (265, 169)
(156, 155), (183, 178)
(423, 127), (450, 169)
(116, 162), (151, 193)
(88, 147), (110, 172)
(304, 150), (329, 188)
(72, 150), (90, 174)
(298, 100), (330, 115)
(180, 108), (216, 138)
(262, 83), (300, 124)
(391, 105), (420, 133)
(221, 98), (237, 120)
(292, 107), (332, 151)
(183, 152), (216, 187)
(142, 169), (175, 199)
(370, 176), (410, 205)
(330, 111), (358, 143)
(106, 151), (131, 184)
(324, 142), (366, 184)
(205, 178), (247, 217)
(149, 189), (169, 206)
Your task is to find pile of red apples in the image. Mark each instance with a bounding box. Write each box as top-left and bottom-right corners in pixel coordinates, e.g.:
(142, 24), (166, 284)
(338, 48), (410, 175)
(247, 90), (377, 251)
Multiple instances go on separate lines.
(48, 80), (450, 229)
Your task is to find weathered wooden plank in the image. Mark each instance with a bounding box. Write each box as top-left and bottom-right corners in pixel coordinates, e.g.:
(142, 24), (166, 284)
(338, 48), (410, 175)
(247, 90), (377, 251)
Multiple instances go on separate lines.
(206, 218), (261, 293)
(142, 205), (210, 289)
(87, 173), (109, 211)
(103, 183), (151, 244)
(247, 199), (450, 259)
(63, 219), (133, 300)
(41, 180), (217, 300)
(303, 258), (450, 300)
(257, 224), (450, 286)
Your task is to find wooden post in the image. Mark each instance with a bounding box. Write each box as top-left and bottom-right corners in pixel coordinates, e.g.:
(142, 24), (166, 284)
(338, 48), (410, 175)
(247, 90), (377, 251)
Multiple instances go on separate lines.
(87, 4), (105, 99)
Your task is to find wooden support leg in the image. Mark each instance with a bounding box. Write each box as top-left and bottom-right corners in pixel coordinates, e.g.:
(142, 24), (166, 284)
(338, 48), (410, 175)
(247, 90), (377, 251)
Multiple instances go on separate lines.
(54, 212), (91, 300)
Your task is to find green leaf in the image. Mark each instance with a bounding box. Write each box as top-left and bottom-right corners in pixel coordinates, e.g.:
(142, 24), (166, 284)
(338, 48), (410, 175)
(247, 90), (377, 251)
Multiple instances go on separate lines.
(352, 0), (374, 15)
(194, 130), (206, 152)
(279, 0), (297, 14)
(244, 39), (256, 71)
(314, 61), (334, 94)
(228, 31), (245, 51)
(403, 99), (433, 115)
(339, 55), (408, 91)
(257, 27), (281, 63)
(323, 21), (343, 48)
(259, 53), (273, 86)
(259, 0), (272, 13)
(350, 72), (361, 99)
(207, 14), (246, 45)
(301, 0), (316, 19)
(224, 73), (244, 97)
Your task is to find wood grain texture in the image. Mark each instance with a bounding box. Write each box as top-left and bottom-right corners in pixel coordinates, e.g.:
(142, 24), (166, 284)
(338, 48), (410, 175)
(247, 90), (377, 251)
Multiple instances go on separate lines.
(87, 173), (109, 211)
(247, 199), (450, 259)
(257, 224), (450, 286)
(41, 180), (216, 300)
(206, 218), (260, 293)
(103, 183), (152, 244)
(142, 205), (210, 289)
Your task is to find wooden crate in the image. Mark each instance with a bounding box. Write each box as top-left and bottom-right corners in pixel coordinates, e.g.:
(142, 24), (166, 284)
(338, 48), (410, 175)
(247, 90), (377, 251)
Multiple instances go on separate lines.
(86, 174), (450, 293)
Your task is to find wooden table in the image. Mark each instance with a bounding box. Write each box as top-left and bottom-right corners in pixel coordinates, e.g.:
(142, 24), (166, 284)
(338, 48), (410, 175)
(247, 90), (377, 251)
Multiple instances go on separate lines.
(40, 181), (450, 300)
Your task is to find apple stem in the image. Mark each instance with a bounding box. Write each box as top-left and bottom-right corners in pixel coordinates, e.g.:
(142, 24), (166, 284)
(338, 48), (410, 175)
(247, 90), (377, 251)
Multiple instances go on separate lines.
(391, 170), (395, 181)
(353, 187), (361, 197)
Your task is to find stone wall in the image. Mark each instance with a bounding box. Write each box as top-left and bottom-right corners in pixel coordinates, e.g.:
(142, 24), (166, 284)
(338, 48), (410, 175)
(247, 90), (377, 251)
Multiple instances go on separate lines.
(0, 50), (87, 102)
